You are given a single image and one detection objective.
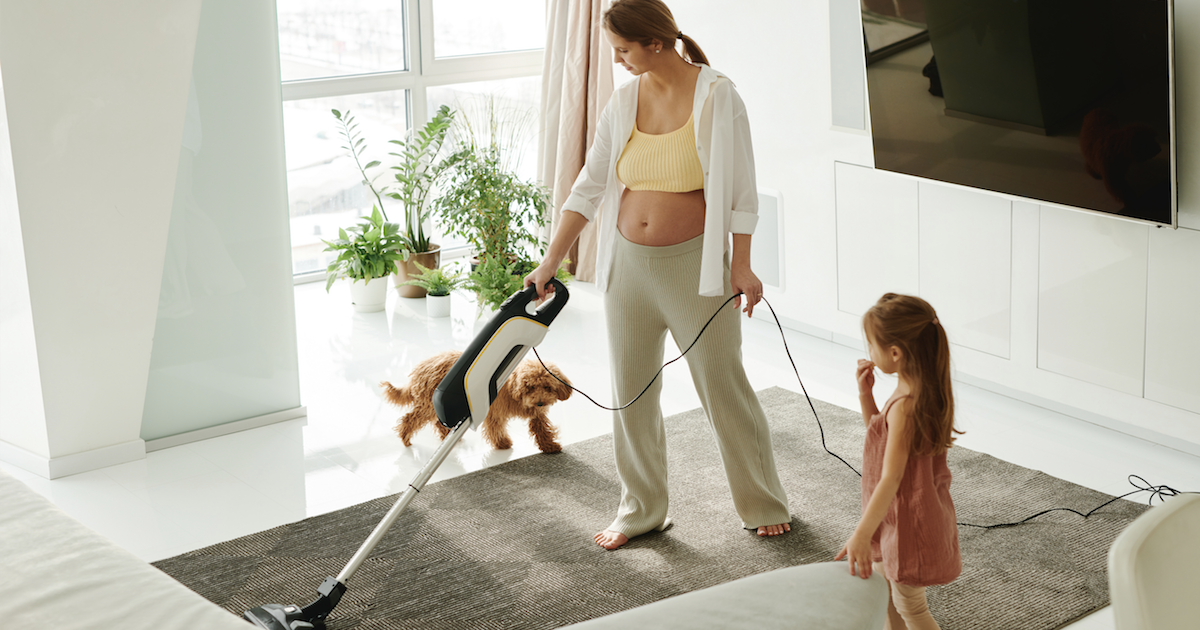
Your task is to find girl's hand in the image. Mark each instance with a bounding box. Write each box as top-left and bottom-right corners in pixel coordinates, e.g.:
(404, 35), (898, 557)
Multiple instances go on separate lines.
(856, 359), (875, 396)
(730, 264), (763, 318)
(834, 531), (875, 579)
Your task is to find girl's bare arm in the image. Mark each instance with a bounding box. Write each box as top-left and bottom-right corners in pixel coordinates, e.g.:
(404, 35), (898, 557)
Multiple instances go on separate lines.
(836, 398), (912, 578)
(856, 359), (878, 426)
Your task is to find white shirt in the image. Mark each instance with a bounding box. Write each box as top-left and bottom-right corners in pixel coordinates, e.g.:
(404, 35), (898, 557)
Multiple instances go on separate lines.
(561, 64), (760, 297)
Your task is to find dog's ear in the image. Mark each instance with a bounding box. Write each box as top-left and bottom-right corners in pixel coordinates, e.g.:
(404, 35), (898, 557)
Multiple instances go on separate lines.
(510, 362), (536, 399)
(545, 363), (573, 400)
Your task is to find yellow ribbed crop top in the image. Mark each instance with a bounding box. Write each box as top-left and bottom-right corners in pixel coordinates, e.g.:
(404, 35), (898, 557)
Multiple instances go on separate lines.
(616, 114), (705, 192)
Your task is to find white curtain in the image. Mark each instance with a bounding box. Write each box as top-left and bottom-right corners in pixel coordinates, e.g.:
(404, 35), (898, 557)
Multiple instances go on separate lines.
(540, 0), (614, 281)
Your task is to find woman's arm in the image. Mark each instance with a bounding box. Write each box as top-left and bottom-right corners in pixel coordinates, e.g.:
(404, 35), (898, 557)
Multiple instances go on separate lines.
(524, 96), (620, 299)
(524, 210), (589, 299)
(722, 82), (763, 315)
(559, 96), (619, 223)
(729, 234), (763, 317)
(723, 81), (760, 237)
(835, 398), (912, 578)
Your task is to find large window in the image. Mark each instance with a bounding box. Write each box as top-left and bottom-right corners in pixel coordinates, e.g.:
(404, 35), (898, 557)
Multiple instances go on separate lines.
(279, 0), (545, 279)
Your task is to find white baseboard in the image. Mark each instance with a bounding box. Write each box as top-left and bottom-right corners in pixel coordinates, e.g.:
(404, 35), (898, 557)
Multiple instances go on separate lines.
(0, 439), (146, 480)
(768, 312), (834, 343)
(953, 373), (1200, 458)
(1, 407), (311, 478)
(0, 440), (50, 478)
(144, 406), (308, 452)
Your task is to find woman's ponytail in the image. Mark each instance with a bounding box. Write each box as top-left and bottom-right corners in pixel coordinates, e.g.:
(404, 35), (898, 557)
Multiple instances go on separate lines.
(678, 32), (708, 66)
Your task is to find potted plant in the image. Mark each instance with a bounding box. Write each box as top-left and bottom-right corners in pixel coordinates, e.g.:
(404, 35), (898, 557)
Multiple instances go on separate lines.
(333, 105), (463, 297)
(321, 207), (406, 313)
(468, 257), (573, 315)
(400, 261), (467, 317)
(435, 97), (550, 272)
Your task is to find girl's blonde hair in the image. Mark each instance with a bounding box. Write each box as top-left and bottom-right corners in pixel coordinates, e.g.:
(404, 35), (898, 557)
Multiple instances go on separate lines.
(864, 293), (960, 456)
(603, 0), (709, 66)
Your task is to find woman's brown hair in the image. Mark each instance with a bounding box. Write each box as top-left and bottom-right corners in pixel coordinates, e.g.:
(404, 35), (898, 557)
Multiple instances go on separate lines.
(863, 293), (961, 456)
(603, 0), (709, 66)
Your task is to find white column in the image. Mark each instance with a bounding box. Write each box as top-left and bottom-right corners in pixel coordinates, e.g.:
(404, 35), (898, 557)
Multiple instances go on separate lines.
(0, 0), (204, 477)
(0, 61), (50, 464)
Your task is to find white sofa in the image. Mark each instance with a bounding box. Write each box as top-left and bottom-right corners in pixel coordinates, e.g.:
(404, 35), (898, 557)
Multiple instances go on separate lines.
(1108, 494), (1200, 630)
(2, 468), (250, 630)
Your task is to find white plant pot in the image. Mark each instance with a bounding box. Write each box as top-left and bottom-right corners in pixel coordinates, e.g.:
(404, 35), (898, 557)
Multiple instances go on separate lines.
(348, 277), (388, 313)
(427, 294), (451, 317)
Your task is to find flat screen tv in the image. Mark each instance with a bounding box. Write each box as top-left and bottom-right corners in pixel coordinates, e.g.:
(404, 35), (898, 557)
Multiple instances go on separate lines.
(863, 0), (1177, 227)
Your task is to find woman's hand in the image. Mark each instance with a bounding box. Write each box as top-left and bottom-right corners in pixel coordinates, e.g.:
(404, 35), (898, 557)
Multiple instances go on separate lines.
(856, 359), (875, 397)
(730, 263), (763, 318)
(523, 260), (559, 301)
(834, 531), (875, 579)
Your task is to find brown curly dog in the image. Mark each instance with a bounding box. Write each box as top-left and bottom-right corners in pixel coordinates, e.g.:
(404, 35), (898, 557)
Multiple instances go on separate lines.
(380, 350), (572, 453)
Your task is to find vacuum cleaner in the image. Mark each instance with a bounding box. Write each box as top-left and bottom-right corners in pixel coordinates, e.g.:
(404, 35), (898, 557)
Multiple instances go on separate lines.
(243, 278), (569, 630)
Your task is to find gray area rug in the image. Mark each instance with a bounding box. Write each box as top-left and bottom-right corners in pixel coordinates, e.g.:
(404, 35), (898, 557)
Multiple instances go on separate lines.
(155, 387), (1147, 630)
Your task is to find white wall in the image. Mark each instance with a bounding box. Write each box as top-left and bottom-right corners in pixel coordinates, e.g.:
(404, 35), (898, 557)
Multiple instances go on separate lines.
(671, 0), (1199, 452)
(0, 0), (204, 476)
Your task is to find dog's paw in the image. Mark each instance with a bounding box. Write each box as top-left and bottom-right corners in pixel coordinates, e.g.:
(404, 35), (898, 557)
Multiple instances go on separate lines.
(537, 442), (563, 454)
(492, 439), (513, 451)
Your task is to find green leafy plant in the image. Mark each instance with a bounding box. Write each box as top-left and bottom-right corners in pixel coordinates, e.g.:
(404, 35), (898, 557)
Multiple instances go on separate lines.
(435, 97), (549, 267)
(466, 257), (525, 312)
(332, 105), (462, 256)
(400, 262), (467, 297)
(468, 258), (573, 312)
(321, 207), (406, 292)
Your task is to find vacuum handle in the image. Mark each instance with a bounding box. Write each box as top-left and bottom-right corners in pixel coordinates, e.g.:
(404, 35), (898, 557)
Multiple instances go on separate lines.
(500, 277), (569, 326)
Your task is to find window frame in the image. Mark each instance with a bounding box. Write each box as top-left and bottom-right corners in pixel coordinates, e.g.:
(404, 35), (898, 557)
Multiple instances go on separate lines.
(283, 0), (545, 283)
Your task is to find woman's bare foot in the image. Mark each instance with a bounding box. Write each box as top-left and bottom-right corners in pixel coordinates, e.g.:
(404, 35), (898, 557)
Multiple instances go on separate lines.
(756, 522), (791, 537)
(594, 518), (672, 550)
(594, 530), (629, 550)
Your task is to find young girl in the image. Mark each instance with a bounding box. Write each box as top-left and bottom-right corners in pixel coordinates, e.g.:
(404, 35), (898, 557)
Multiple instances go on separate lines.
(835, 293), (962, 630)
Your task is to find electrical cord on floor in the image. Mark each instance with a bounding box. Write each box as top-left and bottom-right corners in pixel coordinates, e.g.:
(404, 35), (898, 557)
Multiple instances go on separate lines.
(530, 292), (1197, 528)
(960, 475), (1190, 529)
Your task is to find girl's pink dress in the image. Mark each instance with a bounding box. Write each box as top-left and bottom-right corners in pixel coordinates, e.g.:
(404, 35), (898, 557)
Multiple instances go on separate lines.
(862, 395), (962, 586)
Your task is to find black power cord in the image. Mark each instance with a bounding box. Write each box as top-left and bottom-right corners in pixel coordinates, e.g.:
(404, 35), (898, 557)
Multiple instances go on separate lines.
(959, 475), (1189, 529)
(530, 293), (862, 474)
(530, 292), (1196, 528)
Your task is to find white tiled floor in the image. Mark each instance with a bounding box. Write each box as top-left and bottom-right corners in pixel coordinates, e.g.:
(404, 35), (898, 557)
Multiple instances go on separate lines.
(5, 279), (1199, 630)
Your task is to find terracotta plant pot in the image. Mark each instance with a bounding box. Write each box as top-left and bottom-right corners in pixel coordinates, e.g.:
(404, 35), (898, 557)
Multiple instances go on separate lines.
(394, 246), (441, 298)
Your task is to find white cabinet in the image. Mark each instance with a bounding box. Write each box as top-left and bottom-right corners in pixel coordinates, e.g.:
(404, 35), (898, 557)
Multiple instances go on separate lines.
(919, 183), (1012, 359)
(1145, 227), (1200, 414)
(1037, 209), (1149, 396)
(835, 162), (918, 318)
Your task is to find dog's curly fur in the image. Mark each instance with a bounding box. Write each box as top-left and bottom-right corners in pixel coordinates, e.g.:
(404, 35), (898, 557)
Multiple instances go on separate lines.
(380, 350), (572, 453)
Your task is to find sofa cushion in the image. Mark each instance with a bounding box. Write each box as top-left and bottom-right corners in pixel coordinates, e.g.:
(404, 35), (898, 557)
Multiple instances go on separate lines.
(1, 468), (249, 630)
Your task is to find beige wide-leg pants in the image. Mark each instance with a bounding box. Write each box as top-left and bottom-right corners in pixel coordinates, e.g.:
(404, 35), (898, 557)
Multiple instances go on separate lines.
(604, 232), (791, 537)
